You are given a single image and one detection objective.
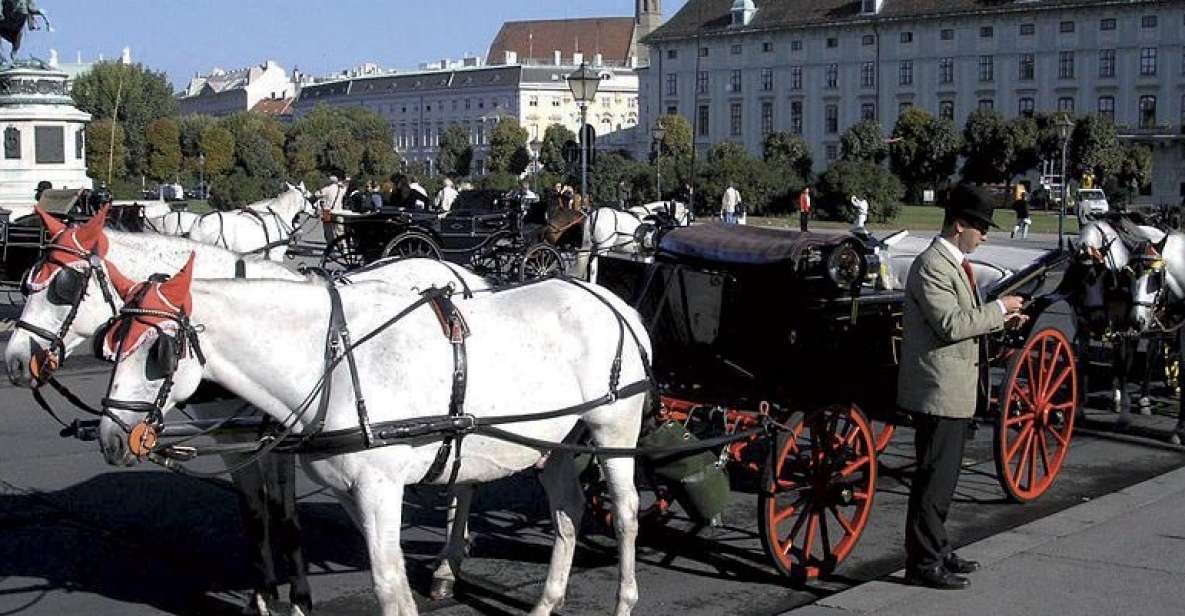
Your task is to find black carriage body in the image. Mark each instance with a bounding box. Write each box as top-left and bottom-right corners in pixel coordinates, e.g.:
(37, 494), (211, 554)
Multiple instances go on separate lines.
(603, 224), (904, 418)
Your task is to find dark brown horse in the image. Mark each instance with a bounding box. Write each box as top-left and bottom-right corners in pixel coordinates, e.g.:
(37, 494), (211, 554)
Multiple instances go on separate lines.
(0, 0), (49, 62)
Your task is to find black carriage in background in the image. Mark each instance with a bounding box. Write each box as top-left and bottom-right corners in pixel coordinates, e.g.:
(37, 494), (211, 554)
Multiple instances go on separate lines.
(318, 190), (579, 282)
(588, 223), (1078, 581)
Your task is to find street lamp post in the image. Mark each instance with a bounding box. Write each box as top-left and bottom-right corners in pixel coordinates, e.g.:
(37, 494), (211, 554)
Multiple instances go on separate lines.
(1056, 114), (1073, 251)
(198, 153), (206, 200)
(651, 121), (666, 202)
(566, 63), (601, 205)
(529, 138), (541, 196)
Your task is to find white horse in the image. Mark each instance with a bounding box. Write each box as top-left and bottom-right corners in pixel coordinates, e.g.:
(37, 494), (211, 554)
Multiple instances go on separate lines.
(628, 201), (691, 227)
(1128, 230), (1185, 444)
(4, 208), (495, 613)
(96, 261), (650, 616)
(579, 203), (690, 284)
(187, 183), (316, 261)
(145, 209), (201, 237)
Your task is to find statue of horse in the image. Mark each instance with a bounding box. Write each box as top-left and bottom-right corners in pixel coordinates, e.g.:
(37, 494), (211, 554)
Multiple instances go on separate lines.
(96, 258), (649, 616)
(0, 0), (50, 63)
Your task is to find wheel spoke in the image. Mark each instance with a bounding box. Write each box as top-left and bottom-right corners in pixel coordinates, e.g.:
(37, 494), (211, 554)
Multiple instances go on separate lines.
(1045, 424), (1070, 448)
(802, 511), (819, 562)
(1011, 428), (1035, 486)
(828, 505), (856, 535)
(839, 455), (871, 478)
(773, 503), (798, 526)
(1037, 429), (1051, 478)
(818, 510), (832, 561)
(1026, 431), (1037, 489)
(1040, 365), (1073, 406)
(1039, 341), (1064, 400)
(1004, 411), (1036, 427)
(1005, 423), (1034, 461)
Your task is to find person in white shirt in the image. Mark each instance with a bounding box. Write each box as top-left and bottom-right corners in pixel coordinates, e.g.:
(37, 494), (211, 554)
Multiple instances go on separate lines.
(434, 177), (459, 214)
(408, 178), (429, 209)
(851, 195), (870, 231)
(721, 182), (741, 225)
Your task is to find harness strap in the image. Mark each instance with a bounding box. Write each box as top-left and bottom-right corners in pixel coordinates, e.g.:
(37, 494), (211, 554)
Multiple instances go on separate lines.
(421, 290), (470, 483)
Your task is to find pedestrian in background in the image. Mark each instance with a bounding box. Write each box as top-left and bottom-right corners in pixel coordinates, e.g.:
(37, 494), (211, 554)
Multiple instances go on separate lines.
(434, 177), (458, 214)
(721, 182), (741, 224)
(898, 183), (1027, 590)
(850, 194), (870, 231)
(798, 187), (812, 232)
(1011, 183), (1031, 239)
(368, 180), (384, 212)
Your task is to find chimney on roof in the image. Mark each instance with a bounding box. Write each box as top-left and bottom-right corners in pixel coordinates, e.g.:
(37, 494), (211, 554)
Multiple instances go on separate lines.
(120, 46), (131, 64)
(573, 52), (584, 66)
(861, 0), (885, 14)
(553, 50), (561, 65)
(594, 53), (603, 66)
(504, 50), (517, 65)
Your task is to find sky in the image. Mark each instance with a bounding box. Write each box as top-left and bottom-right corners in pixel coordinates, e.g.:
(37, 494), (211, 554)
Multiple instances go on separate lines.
(27, 1), (689, 90)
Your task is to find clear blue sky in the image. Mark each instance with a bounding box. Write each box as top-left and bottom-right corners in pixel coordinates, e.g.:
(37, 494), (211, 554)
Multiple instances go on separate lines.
(30, 1), (688, 90)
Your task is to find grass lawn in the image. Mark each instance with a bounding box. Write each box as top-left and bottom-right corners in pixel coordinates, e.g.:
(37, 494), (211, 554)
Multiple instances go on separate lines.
(182, 199), (212, 213)
(750, 205), (1079, 235)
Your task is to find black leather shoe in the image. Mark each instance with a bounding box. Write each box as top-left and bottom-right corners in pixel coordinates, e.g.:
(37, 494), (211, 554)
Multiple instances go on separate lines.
(945, 553), (980, 574)
(905, 565), (970, 590)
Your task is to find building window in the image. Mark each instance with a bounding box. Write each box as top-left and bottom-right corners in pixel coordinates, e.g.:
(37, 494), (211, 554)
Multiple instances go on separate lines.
(729, 69), (742, 92)
(761, 68), (773, 91)
(940, 29), (954, 41)
(978, 55), (993, 81)
(1019, 54), (1034, 80)
(827, 37), (838, 48)
(861, 62), (875, 88)
(1100, 18), (1116, 31)
(697, 105), (710, 136)
(1140, 47), (1157, 76)
(696, 71), (708, 94)
(666, 105), (678, 115)
(826, 143), (838, 161)
(1139, 95), (1157, 128)
(761, 101), (774, 134)
(1020, 23), (1035, 36)
(790, 100), (803, 134)
(476, 124), (485, 145)
(899, 102), (913, 115)
(791, 40), (802, 51)
(862, 34), (875, 46)
(730, 44), (743, 55)
(939, 100), (954, 121)
(1099, 49), (1116, 78)
(1058, 97), (1075, 113)
(730, 102), (743, 136)
(74, 129), (83, 159)
(790, 66), (802, 90)
(529, 96), (539, 107)
(1098, 96), (1115, 122)
(4, 126), (19, 159)
(940, 57), (954, 84)
(1142, 15), (1158, 28)
(825, 64), (838, 89)
(667, 49), (677, 59)
(900, 31), (913, 43)
(861, 103), (876, 121)
(1060, 20), (1075, 33)
(978, 99), (994, 112)
(980, 26), (993, 38)
(665, 73), (677, 96)
(698, 47), (709, 57)
(1059, 51), (1074, 79)
(762, 41), (773, 52)
(899, 61), (913, 86)
(1018, 97), (1035, 117)
(825, 104), (838, 134)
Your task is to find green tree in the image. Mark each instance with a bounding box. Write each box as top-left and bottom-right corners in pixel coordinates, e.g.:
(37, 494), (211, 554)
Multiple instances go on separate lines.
(817, 161), (906, 222)
(840, 120), (887, 164)
(71, 61), (178, 178)
(198, 125), (235, 177)
(890, 107), (961, 203)
(700, 141), (803, 216)
(488, 117), (529, 174)
(655, 113), (692, 159)
(540, 123), (576, 174)
(1069, 114), (1123, 181)
(587, 150), (649, 206)
(762, 131), (814, 180)
(85, 119), (126, 184)
(177, 114), (215, 181)
(1107, 143), (1153, 206)
(284, 104), (398, 186)
(144, 117), (181, 182)
(1004, 115), (1041, 182)
(437, 123), (473, 177)
(960, 109), (1011, 185)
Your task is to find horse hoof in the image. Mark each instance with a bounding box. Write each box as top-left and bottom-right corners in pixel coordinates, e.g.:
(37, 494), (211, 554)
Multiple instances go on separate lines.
(430, 578), (455, 600)
(244, 592), (276, 616)
(1170, 433), (1183, 446)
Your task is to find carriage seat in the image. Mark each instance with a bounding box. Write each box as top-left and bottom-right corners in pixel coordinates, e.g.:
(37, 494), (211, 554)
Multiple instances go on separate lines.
(658, 223), (841, 267)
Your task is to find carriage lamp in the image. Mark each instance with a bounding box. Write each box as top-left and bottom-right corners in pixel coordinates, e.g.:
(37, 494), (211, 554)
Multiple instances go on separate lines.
(566, 63), (602, 203)
(827, 242), (866, 289)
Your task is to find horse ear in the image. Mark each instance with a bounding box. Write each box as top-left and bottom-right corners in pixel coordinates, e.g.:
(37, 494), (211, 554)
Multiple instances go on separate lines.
(105, 258), (139, 300)
(35, 206), (66, 237)
(160, 252), (196, 311)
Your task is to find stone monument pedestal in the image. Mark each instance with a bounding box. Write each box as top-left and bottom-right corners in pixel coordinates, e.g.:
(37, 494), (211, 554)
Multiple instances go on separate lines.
(0, 63), (91, 218)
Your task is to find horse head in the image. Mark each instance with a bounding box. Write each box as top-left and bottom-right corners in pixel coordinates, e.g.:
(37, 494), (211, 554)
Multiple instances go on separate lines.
(98, 253), (204, 467)
(1129, 233), (1185, 332)
(4, 206), (122, 386)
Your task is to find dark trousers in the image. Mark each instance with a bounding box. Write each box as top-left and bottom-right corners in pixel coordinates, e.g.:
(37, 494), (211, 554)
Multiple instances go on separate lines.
(799, 211), (809, 231)
(905, 414), (968, 571)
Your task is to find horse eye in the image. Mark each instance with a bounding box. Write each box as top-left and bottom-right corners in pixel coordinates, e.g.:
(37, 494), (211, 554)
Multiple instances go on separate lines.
(47, 270), (82, 305)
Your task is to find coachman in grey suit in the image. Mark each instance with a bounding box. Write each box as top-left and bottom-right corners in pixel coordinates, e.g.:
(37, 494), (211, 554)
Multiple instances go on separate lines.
(898, 184), (1027, 590)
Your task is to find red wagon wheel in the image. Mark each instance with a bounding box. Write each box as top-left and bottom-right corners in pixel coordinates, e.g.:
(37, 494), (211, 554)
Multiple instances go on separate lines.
(993, 327), (1078, 503)
(759, 403), (877, 580)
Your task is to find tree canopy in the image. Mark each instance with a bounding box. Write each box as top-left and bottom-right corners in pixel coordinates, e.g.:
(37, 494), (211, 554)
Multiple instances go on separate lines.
(71, 61), (178, 178)
(437, 124), (473, 177)
(840, 120), (887, 165)
(487, 117), (530, 175)
(890, 107), (961, 203)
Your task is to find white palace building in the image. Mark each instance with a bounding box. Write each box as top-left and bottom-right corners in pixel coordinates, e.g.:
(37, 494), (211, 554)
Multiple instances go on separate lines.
(640, 0), (1185, 205)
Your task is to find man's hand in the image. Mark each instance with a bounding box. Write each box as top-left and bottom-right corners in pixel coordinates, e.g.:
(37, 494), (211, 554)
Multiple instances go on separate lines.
(1000, 295), (1025, 314)
(1005, 312), (1030, 329)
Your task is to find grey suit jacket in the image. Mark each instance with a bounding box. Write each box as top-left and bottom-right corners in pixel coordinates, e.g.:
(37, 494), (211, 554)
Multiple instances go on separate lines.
(896, 240), (1006, 418)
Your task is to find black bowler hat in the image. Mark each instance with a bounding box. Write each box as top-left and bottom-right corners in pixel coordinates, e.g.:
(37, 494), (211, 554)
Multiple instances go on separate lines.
(944, 183), (1000, 229)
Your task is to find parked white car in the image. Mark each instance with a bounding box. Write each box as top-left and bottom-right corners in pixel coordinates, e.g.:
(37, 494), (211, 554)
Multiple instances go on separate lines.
(1076, 188), (1109, 217)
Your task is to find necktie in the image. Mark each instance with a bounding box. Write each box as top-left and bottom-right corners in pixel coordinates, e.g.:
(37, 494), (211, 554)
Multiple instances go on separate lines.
(961, 259), (978, 301)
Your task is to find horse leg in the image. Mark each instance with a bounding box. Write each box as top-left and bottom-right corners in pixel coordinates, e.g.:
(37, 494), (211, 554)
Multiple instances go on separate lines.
(355, 477), (417, 616)
(584, 406), (641, 616)
(229, 458), (282, 616)
(429, 485), (475, 600)
(1115, 340), (1134, 431)
(1138, 338), (1155, 415)
(266, 454), (312, 615)
(528, 452), (584, 616)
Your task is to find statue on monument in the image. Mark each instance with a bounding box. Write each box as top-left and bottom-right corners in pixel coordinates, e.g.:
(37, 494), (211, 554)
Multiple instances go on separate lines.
(0, 0), (51, 65)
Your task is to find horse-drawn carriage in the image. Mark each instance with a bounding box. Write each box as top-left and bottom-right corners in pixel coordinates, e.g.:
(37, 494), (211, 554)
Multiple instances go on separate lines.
(585, 223), (1079, 579)
(316, 189), (580, 282)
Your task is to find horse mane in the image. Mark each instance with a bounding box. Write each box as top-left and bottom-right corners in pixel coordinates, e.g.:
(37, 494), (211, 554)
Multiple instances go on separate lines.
(107, 230), (300, 280)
